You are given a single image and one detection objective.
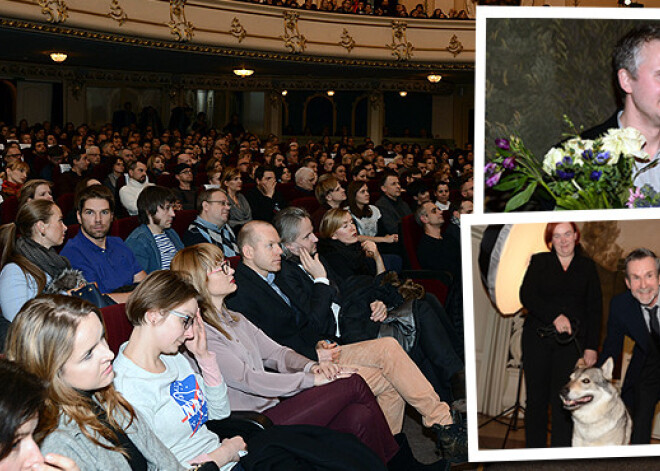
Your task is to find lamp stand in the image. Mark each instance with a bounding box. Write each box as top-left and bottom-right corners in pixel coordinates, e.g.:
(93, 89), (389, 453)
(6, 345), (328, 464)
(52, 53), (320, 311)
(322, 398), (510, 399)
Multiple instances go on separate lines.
(479, 363), (525, 448)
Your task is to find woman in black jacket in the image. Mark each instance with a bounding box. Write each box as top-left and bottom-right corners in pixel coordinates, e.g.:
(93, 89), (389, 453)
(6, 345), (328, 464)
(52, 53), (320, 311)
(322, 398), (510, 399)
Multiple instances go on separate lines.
(520, 222), (602, 448)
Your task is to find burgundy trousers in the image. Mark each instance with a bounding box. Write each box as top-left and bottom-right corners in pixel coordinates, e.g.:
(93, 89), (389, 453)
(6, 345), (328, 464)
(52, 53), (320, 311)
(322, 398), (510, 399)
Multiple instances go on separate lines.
(263, 374), (399, 463)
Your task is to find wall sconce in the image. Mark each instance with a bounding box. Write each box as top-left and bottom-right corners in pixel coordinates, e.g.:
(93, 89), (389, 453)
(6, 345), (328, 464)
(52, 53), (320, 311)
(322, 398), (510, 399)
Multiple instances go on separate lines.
(427, 74), (442, 83)
(233, 68), (254, 78)
(399, 91), (408, 97)
(50, 52), (68, 63)
(327, 90), (335, 97)
(281, 90), (288, 96)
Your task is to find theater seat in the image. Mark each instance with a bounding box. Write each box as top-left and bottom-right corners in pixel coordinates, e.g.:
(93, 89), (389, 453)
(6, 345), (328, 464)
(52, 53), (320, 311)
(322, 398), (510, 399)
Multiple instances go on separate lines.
(1, 196), (18, 224)
(290, 196), (320, 215)
(57, 193), (75, 219)
(100, 303), (133, 355)
(112, 216), (139, 240)
(399, 214), (453, 304)
(172, 209), (198, 238)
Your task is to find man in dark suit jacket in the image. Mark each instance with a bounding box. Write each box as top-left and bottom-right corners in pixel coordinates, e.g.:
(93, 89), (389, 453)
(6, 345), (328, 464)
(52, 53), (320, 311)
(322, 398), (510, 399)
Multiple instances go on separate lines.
(600, 248), (660, 444)
(225, 220), (467, 462)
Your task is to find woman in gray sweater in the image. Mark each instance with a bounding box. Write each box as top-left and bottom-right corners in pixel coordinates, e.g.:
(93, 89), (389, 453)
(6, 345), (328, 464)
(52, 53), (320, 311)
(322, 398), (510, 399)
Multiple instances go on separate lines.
(4, 294), (186, 471)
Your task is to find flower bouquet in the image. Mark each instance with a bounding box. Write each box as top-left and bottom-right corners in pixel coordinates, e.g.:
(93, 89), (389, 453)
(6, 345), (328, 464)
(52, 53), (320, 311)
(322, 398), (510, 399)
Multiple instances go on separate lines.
(485, 119), (656, 211)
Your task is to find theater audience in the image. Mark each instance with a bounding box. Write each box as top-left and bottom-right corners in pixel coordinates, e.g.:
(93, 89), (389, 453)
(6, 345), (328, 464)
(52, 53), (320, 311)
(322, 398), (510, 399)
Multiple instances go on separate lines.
(1, 160), (29, 199)
(172, 163), (197, 210)
(311, 174), (346, 230)
(125, 186), (183, 273)
(374, 172), (411, 236)
(5, 295), (185, 470)
(245, 165), (286, 223)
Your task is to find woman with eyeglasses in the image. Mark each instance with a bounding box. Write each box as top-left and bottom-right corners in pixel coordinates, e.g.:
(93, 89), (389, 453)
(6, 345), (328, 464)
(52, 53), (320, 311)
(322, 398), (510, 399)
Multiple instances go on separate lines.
(4, 295), (185, 470)
(113, 270), (247, 470)
(170, 244), (432, 469)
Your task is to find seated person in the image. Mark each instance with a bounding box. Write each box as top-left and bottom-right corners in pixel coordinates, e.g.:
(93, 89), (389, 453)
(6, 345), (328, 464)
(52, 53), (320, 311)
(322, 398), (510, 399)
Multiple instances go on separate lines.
(5, 295), (184, 470)
(172, 163), (198, 211)
(114, 271), (385, 471)
(293, 167), (317, 197)
(415, 202), (461, 280)
(220, 167), (252, 230)
(434, 181), (452, 212)
(125, 186), (183, 273)
(244, 165), (287, 223)
(374, 172), (411, 236)
(118, 160), (152, 216)
(61, 185), (146, 302)
(171, 244), (440, 469)
(182, 188), (239, 257)
(54, 152), (89, 198)
(0, 200), (72, 321)
(0, 358), (80, 471)
(225, 220), (467, 463)
(310, 174), (346, 231)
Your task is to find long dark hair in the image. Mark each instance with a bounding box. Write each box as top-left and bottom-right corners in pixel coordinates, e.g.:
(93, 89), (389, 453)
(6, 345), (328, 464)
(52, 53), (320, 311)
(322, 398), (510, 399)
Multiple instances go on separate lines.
(0, 359), (46, 460)
(346, 181), (372, 219)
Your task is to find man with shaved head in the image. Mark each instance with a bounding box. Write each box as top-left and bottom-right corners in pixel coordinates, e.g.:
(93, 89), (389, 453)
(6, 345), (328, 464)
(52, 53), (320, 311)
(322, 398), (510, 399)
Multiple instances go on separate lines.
(226, 220), (467, 462)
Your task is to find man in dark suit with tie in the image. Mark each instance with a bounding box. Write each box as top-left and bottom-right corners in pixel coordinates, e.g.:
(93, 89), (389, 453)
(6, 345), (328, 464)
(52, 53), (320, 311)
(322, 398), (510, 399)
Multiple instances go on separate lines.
(600, 248), (660, 444)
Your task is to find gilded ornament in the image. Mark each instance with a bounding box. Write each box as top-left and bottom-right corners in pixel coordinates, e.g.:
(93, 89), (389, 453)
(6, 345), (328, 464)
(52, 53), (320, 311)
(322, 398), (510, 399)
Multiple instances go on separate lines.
(338, 29), (356, 53)
(230, 18), (247, 43)
(38, 0), (68, 23)
(280, 11), (306, 54)
(387, 21), (413, 61)
(108, 0), (128, 26)
(168, 0), (194, 42)
(447, 34), (463, 57)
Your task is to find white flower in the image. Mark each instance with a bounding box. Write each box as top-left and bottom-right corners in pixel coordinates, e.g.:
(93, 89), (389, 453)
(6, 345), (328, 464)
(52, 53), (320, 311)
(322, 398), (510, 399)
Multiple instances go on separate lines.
(543, 147), (564, 175)
(600, 127), (648, 164)
(564, 137), (593, 157)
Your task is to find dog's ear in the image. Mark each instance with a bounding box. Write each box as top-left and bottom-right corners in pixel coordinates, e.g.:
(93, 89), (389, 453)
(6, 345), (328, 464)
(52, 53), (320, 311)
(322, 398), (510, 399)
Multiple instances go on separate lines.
(602, 357), (614, 381)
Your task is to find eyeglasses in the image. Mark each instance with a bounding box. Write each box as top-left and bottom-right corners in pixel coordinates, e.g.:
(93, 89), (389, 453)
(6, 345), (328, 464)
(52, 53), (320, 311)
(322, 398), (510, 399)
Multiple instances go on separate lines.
(168, 310), (195, 329)
(209, 260), (232, 275)
(206, 200), (230, 206)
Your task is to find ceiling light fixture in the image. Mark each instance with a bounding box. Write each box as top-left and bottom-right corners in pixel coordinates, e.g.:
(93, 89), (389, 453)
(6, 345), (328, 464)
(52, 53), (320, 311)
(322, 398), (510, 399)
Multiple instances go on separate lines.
(50, 52), (67, 63)
(327, 90), (335, 96)
(399, 91), (408, 97)
(427, 74), (442, 83)
(233, 68), (254, 78)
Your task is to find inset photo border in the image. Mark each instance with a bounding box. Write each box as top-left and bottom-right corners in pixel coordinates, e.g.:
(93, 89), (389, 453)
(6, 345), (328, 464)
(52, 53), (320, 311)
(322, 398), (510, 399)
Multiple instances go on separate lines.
(462, 207), (660, 462)
(473, 7), (660, 214)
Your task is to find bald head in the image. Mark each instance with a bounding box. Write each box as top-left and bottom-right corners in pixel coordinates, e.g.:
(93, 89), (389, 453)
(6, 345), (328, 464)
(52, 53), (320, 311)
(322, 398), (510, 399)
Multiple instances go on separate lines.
(238, 221), (283, 277)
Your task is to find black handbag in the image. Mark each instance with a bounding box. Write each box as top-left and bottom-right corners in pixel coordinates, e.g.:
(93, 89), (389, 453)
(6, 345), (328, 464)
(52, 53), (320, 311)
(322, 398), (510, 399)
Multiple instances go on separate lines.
(378, 299), (417, 352)
(70, 283), (116, 308)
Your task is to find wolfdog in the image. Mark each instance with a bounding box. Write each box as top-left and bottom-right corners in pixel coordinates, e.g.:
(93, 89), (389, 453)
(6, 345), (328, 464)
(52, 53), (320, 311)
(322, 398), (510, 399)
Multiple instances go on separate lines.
(559, 357), (632, 447)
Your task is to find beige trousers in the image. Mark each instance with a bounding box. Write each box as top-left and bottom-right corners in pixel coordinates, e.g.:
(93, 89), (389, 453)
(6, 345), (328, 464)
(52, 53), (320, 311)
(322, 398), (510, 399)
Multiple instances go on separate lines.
(338, 336), (452, 434)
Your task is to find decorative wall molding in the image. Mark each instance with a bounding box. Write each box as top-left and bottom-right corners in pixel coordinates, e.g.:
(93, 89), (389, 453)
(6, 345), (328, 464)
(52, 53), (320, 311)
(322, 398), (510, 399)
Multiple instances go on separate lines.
(339, 28), (356, 53)
(168, 0), (194, 42)
(447, 34), (463, 57)
(38, 0), (68, 24)
(388, 21), (414, 61)
(280, 11), (306, 54)
(230, 17), (247, 43)
(108, 0), (128, 26)
(0, 59), (455, 93)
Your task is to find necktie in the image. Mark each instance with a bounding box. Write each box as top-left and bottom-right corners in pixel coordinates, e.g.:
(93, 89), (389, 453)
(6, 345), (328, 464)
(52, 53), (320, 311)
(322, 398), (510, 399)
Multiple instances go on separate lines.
(648, 306), (660, 346)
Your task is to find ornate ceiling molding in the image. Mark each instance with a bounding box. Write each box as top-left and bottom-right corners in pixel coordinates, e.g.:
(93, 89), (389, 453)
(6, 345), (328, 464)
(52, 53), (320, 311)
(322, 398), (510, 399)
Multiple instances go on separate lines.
(230, 17), (247, 43)
(108, 0), (128, 26)
(168, 0), (194, 42)
(280, 11), (306, 54)
(388, 21), (414, 61)
(0, 18), (473, 71)
(38, 0), (68, 24)
(339, 28), (356, 53)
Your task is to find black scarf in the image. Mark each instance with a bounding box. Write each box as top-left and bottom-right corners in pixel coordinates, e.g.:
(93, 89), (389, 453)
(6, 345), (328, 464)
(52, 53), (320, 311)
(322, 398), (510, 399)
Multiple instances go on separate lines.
(15, 236), (71, 279)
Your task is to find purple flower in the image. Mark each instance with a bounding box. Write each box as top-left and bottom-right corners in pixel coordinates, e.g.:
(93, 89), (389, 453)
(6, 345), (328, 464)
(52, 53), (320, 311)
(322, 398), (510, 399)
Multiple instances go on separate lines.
(626, 187), (645, 208)
(562, 156), (573, 166)
(556, 169), (575, 180)
(582, 149), (594, 160)
(595, 151), (610, 164)
(502, 156), (516, 170)
(485, 162), (497, 174)
(495, 138), (510, 151)
(590, 170), (602, 181)
(486, 172), (502, 188)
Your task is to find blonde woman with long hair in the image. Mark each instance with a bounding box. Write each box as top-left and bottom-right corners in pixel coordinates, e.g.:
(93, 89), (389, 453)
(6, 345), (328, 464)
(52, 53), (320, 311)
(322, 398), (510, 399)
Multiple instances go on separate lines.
(5, 294), (185, 470)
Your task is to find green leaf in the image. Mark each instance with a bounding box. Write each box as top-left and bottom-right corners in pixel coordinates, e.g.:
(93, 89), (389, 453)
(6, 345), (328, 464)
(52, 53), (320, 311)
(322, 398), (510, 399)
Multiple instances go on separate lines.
(505, 181), (537, 212)
(494, 175), (527, 192)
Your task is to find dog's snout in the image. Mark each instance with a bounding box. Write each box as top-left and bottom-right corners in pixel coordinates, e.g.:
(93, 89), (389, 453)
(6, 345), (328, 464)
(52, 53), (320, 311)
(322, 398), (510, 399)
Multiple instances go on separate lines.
(560, 386), (570, 397)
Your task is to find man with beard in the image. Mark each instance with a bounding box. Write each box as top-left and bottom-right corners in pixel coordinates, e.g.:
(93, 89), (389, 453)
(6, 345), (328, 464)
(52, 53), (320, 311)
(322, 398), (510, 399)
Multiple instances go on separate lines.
(119, 161), (152, 215)
(182, 188), (239, 257)
(125, 186), (183, 273)
(61, 185), (146, 299)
